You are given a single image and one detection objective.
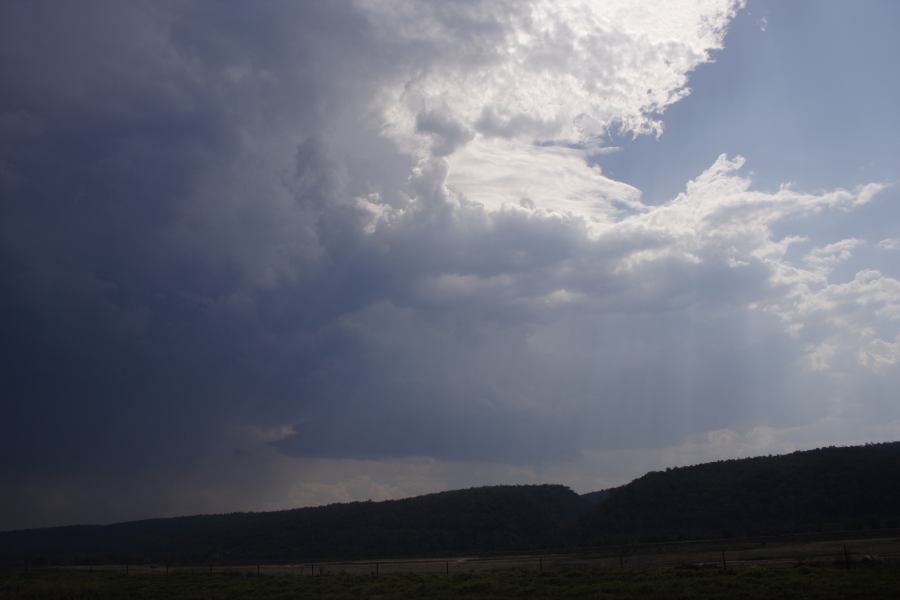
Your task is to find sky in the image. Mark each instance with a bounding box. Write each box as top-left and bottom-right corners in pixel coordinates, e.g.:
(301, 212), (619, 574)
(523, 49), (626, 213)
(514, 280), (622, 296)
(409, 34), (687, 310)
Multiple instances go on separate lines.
(1, 0), (899, 531)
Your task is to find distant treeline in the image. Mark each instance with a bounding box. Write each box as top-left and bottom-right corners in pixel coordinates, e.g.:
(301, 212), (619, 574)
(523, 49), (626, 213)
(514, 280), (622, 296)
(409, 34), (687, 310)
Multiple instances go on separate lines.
(0, 485), (586, 564)
(2, 442), (899, 564)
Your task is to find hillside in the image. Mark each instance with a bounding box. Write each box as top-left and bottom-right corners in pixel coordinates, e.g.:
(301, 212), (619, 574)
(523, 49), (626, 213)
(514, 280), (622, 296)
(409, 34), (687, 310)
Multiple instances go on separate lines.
(3, 442), (899, 565)
(0, 484), (587, 565)
(580, 442), (900, 544)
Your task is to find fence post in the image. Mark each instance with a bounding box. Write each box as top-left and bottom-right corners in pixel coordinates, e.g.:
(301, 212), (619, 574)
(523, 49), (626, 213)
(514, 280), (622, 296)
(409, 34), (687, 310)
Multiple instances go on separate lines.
(257, 565), (260, 577)
(126, 564), (129, 575)
(375, 562), (379, 577)
(843, 544), (850, 569)
(539, 557), (543, 573)
(721, 551), (727, 571)
(445, 561), (449, 576)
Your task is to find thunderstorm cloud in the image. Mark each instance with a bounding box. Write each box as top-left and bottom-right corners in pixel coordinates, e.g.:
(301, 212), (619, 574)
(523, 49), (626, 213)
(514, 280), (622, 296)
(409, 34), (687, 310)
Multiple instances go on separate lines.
(1, 0), (899, 529)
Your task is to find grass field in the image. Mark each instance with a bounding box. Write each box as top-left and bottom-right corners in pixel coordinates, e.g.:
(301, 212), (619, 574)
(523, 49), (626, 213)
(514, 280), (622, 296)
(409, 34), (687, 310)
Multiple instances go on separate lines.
(2, 563), (900, 599)
(3, 535), (899, 599)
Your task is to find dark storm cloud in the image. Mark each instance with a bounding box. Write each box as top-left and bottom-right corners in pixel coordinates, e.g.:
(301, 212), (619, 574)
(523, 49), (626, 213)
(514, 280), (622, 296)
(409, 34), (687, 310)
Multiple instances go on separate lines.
(0, 1), (578, 490)
(0, 3), (314, 475)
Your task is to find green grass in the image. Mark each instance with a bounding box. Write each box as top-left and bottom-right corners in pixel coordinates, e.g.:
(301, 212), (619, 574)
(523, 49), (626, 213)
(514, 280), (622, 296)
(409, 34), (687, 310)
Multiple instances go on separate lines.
(2, 564), (900, 599)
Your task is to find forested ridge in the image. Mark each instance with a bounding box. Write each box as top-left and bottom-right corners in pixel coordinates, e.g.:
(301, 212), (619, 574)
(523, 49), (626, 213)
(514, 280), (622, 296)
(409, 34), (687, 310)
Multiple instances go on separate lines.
(0, 485), (585, 564)
(2, 442), (898, 564)
(580, 442), (900, 544)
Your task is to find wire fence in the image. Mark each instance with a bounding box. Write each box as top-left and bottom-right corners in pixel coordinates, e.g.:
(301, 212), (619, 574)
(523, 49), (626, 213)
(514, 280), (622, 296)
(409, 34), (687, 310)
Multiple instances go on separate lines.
(5, 534), (900, 578)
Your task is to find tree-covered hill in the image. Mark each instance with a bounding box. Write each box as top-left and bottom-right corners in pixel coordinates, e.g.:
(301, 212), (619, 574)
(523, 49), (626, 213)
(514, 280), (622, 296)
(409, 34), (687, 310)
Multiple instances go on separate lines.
(3, 443), (899, 565)
(0, 484), (587, 565)
(579, 442), (900, 544)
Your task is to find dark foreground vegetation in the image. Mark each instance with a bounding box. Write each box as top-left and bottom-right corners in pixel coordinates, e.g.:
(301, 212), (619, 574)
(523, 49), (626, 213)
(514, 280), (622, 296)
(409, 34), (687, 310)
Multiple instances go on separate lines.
(3, 563), (900, 600)
(1, 442), (899, 565)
